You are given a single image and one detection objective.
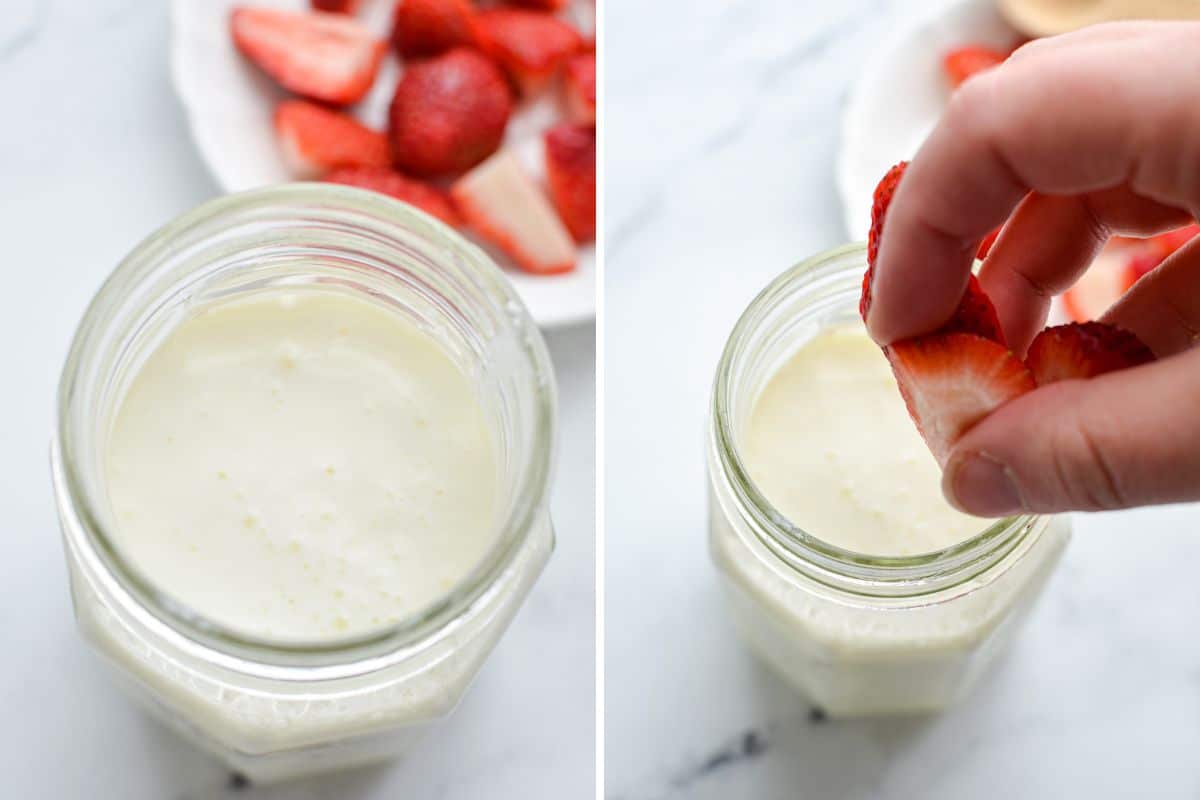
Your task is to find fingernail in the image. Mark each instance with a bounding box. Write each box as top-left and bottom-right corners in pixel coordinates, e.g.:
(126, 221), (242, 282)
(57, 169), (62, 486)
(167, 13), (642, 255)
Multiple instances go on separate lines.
(946, 452), (1024, 516)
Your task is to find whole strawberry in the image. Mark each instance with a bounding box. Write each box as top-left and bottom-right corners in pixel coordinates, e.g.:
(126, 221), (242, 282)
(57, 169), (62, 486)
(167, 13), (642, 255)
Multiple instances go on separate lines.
(388, 48), (513, 177)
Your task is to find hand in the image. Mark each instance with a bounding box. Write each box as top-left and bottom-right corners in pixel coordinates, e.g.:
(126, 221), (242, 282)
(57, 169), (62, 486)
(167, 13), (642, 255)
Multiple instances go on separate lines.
(865, 21), (1200, 516)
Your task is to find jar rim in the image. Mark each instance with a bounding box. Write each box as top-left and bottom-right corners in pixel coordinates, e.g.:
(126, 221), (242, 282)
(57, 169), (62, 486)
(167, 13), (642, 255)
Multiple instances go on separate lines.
(54, 183), (558, 669)
(710, 242), (1039, 595)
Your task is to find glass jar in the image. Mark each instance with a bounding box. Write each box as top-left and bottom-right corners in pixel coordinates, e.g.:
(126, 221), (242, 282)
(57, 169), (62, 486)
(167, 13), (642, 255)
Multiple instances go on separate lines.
(707, 243), (1070, 716)
(52, 184), (557, 781)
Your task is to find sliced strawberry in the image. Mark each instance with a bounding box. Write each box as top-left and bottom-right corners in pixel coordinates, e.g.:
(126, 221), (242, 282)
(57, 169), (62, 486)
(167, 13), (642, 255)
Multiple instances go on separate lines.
(388, 48), (513, 177)
(230, 7), (386, 106)
(564, 51), (596, 124)
(1025, 322), (1155, 386)
(451, 151), (577, 274)
(324, 167), (462, 227)
(275, 101), (389, 177)
(391, 0), (476, 59)
(860, 161), (1004, 343)
(1147, 223), (1200, 257)
(473, 9), (583, 94)
(942, 45), (1007, 88)
(544, 123), (595, 242)
(1063, 250), (1137, 322)
(976, 226), (1001, 260)
(886, 333), (1035, 465)
(312, 0), (360, 12)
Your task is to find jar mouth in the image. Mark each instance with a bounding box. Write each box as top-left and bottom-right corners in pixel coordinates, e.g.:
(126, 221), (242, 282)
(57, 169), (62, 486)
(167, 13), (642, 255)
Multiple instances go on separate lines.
(711, 242), (1037, 595)
(54, 184), (557, 667)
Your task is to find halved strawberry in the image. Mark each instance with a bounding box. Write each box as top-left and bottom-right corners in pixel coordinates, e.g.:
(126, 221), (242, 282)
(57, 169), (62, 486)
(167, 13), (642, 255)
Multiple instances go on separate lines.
(1063, 250), (1137, 322)
(942, 45), (1007, 88)
(861, 161), (1005, 344)
(312, 0), (359, 13)
(391, 0), (476, 59)
(230, 7), (386, 106)
(451, 151), (577, 274)
(886, 333), (1036, 465)
(388, 48), (513, 177)
(1025, 322), (1155, 386)
(275, 101), (389, 177)
(564, 51), (596, 124)
(324, 166), (462, 227)
(544, 123), (595, 242)
(472, 9), (583, 94)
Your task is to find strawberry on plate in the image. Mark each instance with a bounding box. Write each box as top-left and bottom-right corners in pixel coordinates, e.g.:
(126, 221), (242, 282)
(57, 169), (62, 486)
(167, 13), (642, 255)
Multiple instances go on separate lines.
(388, 48), (513, 177)
(1062, 250), (1137, 322)
(1025, 322), (1155, 386)
(230, 7), (386, 106)
(452, 151), (577, 274)
(473, 9), (584, 94)
(391, 0), (476, 59)
(942, 45), (1007, 88)
(544, 123), (595, 242)
(886, 333), (1036, 466)
(312, 0), (359, 12)
(275, 101), (389, 177)
(324, 166), (462, 227)
(564, 51), (596, 124)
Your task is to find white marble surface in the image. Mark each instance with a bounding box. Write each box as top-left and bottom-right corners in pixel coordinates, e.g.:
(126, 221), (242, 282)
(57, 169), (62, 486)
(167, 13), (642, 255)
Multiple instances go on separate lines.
(606, 1), (1200, 797)
(0, 2), (593, 797)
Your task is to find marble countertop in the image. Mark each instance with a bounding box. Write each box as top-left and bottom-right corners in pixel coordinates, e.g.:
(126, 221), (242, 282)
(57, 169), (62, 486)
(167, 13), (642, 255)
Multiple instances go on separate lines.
(0, 2), (593, 798)
(605, 0), (1200, 797)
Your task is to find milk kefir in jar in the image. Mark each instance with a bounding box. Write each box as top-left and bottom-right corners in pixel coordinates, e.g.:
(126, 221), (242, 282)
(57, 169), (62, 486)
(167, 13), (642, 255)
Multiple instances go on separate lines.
(53, 186), (557, 780)
(707, 244), (1069, 715)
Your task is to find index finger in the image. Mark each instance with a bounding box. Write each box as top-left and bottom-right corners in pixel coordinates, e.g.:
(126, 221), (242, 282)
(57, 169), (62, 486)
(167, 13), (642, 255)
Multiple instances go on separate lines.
(866, 23), (1200, 344)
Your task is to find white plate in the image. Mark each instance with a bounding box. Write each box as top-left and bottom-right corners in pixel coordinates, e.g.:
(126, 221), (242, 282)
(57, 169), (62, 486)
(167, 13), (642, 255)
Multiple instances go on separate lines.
(170, 0), (596, 329)
(837, 0), (1018, 241)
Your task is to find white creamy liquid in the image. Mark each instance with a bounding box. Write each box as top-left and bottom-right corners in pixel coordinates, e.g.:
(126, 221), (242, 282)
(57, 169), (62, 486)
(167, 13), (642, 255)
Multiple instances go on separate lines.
(105, 289), (498, 641)
(743, 324), (985, 556)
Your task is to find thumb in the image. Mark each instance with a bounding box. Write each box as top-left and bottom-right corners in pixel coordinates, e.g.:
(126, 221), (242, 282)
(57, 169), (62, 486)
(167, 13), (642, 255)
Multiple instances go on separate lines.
(942, 347), (1200, 515)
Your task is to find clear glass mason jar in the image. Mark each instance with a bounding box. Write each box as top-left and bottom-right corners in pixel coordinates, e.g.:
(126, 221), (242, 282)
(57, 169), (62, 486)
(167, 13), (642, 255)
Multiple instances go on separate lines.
(51, 185), (557, 781)
(707, 243), (1070, 716)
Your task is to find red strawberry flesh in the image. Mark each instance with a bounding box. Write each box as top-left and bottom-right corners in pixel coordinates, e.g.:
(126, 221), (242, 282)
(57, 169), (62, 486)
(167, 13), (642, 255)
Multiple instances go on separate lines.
(943, 45), (1007, 88)
(275, 101), (389, 176)
(544, 123), (596, 242)
(886, 333), (1036, 466)
(472, 9), (583, 94)
(1025, 322), (1155, 386)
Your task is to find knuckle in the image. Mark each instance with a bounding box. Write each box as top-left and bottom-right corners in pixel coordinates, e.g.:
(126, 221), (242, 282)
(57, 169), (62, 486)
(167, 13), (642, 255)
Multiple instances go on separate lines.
(1046, 417), (1127, 511)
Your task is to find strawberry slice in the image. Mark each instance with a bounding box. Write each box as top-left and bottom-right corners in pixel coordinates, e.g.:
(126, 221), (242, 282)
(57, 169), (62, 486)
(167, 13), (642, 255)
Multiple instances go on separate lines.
(312, 0), (359, 12)
(391, 0), (476, 59)
(1025, 322), (1155, 386)
(1063, 250), (1137, 322)
(275, 101), (389, 177)
(886, 333), (1036, 465)
(544, 123), (596, 243)
(230, 7), (386, 106)
(388, 48), (513, 177)
(564, 51), (596, 124)
(451, 151), (577, 274)
(325, 167), (462, 227)
(861, 161), (1005, 344)
(943, 45), (1007, 88)
(473, 9), (584, 94)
